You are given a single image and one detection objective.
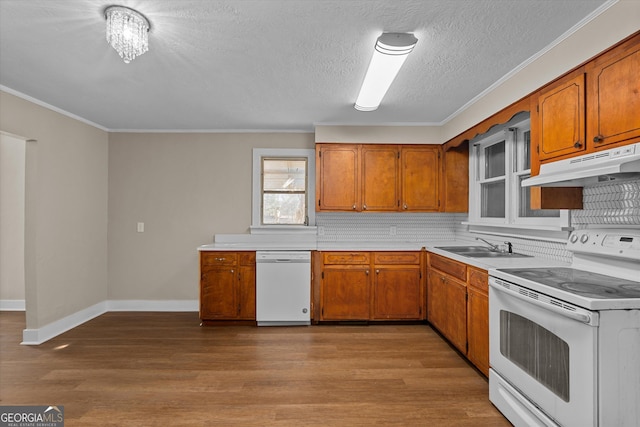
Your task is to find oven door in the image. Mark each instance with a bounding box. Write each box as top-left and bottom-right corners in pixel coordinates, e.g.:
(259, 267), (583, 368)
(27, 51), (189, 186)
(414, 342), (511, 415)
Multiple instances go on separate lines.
(489, 277), (599, 427)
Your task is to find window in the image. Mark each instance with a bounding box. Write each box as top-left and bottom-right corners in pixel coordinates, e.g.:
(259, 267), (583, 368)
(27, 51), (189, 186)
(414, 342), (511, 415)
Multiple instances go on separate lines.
(261, 158), (307, 225)
(469, 116), (569, 229)
(252, 149), (315, 229)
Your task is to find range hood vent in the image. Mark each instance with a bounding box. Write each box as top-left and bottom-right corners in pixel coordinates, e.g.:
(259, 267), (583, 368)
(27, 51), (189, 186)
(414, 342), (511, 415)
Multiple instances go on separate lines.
(522, 142), (640, 187)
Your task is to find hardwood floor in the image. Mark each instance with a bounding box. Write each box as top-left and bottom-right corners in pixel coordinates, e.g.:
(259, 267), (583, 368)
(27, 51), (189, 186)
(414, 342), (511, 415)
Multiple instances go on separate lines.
(0, 312), (510, 426)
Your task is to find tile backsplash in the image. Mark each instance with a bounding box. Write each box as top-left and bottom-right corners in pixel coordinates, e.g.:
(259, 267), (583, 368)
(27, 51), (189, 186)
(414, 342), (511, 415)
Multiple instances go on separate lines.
(316, 212), (464, 243)
(572, 177), (640, 226)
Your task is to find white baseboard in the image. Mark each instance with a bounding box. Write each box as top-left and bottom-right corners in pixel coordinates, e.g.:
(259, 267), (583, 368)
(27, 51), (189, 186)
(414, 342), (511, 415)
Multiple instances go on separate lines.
(21, 300), (199, 345)
(22, 301), (107, 345)
(0, 299), (26, 311)
(107, 299), (199, 312)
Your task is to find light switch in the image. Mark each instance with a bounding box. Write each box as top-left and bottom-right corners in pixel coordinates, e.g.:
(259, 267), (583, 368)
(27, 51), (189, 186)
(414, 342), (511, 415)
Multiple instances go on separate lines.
(137, 222), (144, 233)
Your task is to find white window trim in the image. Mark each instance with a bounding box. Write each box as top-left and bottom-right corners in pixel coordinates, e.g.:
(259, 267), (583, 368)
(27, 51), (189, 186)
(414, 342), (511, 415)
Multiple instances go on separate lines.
(467, 118), (571, 234)
(251, 148), (316, 233)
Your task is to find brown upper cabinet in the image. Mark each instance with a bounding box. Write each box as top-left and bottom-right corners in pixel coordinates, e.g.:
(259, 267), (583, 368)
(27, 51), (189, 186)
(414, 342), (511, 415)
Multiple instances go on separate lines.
(400, 145), (440, 211)
(316, 143), (459, 212)
(586, 36), (640, 149)
(534, 71), (587, 162)
(362, 145), (401, 211)
(531, 33), (640, 173)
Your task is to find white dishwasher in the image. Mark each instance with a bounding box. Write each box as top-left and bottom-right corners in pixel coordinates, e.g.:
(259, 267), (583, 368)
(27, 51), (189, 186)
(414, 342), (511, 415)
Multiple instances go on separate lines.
(255, 251), (311, 326)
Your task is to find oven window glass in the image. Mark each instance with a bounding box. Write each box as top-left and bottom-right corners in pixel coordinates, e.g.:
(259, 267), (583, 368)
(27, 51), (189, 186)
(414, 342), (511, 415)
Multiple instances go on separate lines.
(500, 310), (570, 401)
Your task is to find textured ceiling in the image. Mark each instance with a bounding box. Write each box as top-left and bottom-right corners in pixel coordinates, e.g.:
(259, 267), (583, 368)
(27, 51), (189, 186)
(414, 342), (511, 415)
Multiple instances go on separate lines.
(0, 0), (611, 132)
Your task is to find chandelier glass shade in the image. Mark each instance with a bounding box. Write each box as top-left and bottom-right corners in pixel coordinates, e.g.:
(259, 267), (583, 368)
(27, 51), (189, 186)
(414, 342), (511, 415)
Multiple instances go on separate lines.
(105, 6), (149, 63)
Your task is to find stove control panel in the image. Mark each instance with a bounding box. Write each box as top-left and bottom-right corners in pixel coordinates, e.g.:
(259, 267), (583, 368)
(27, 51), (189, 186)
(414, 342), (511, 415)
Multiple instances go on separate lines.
(568, 229), (640, 260)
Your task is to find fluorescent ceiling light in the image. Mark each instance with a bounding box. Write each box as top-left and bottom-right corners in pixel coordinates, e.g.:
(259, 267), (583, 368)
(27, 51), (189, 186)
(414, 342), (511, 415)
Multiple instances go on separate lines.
(355, 33), (418, 111)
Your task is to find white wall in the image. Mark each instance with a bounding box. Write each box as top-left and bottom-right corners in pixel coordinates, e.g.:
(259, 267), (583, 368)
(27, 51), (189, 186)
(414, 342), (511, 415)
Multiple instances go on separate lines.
(0, 132), (26, 307)
(0, 91), (109, 330)
(107, 132), (314, 301)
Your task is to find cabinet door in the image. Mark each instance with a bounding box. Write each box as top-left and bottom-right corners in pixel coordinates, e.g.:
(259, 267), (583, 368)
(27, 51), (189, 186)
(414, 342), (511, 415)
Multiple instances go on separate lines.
(200, 267), (238, 319)
(536, 72), (586, 161)
(427, 269), (447, 333)
(445, 276), (468, 354)
(587, 37), (640, 148)
(443, 142), (469, 213)
(238, 265), (256, 320)
(401, 146), (440, 211)
(321, 268), (370, 320)
(467, 288), (489, 377)
(361, 145), (400, 211)
(316, 144), (360, 211)
(372, 267), (422, 320)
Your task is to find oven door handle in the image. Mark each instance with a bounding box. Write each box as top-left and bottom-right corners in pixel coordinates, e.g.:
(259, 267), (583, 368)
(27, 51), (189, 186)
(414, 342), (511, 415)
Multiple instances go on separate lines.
(490, 280), (595, 325)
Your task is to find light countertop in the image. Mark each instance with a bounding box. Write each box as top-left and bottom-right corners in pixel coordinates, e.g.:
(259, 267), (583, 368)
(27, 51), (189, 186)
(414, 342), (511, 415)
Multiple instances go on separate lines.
(198, 239), (570, 270)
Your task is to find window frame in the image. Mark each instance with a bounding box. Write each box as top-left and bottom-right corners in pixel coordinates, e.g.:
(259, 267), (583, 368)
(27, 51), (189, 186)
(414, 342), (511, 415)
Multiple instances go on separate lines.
(469, 118), (570, 230)
(252, 148), (316, 230)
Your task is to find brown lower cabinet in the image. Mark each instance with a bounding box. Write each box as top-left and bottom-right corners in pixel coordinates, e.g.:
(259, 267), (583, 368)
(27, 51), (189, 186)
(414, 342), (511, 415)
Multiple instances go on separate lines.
(200, 251), (256, 322)
(427, 252), (489, 376)
(315, 251), (425, 322)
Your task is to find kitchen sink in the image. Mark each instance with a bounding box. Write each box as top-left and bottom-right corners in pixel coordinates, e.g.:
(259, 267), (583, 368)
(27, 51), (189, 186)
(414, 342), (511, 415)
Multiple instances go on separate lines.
(436, 246), (493, 253)
(462, 251), (532, 258)
(435, 246), (532, 258)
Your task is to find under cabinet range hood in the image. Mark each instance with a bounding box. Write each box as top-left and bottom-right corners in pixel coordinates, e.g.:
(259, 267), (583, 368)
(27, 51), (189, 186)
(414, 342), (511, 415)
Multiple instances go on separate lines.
(522, 142), (640, 187)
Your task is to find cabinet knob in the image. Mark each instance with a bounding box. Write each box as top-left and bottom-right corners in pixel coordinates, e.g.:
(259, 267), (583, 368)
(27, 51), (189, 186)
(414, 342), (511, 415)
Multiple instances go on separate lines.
(375, 269), (380, 274)
(403, 203), (408, 210)
(352, 204), (357, 210)
(593, 135), (604, 143)
(363, 204), (367, 210)
(573, 141), (582, 149)
(366, 270), (369, 275)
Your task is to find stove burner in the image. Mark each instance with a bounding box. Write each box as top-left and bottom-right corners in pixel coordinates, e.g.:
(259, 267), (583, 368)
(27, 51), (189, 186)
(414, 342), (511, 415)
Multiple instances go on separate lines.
(558, 282), (621, 296)
(516, 270), (555, 279)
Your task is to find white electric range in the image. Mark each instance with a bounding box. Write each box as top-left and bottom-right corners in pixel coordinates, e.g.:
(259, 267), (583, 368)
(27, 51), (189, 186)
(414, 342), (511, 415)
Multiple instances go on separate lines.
(488, 228), (640, 427)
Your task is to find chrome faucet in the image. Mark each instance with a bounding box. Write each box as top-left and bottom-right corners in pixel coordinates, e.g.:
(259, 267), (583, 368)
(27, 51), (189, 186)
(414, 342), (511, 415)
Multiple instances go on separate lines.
(475, 237), (501, 252)
(504, 241), (513, 254)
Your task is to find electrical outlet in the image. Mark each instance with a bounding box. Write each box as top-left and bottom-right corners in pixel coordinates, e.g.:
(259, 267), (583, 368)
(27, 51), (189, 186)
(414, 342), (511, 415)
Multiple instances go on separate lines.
(137, 222), (144, 233)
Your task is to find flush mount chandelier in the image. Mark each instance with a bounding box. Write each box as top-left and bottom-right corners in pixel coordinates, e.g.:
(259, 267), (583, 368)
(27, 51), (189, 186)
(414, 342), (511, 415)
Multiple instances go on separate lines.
(355, 33), (418, 111)
(105, 6), (150, 63)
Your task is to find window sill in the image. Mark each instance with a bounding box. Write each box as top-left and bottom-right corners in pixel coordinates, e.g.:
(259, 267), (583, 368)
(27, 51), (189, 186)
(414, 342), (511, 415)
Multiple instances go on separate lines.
(250, 225), (318, 235)
(463, 221), (573, 232)
(463, 222), (573, 242)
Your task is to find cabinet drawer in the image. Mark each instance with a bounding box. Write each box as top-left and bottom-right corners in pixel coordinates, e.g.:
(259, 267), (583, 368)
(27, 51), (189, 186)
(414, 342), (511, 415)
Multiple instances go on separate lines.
(201, 252), (237, 266)
(428, 253), (466, 281)
(468, 267), (488, 293)
(322, 252), (370, 265)
(238, 252), (256, 266)
(374, 251), (420, 265)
